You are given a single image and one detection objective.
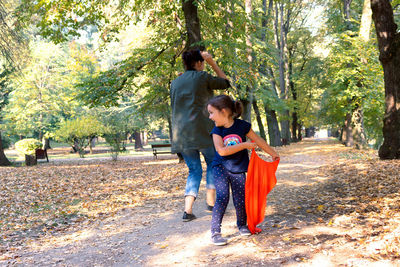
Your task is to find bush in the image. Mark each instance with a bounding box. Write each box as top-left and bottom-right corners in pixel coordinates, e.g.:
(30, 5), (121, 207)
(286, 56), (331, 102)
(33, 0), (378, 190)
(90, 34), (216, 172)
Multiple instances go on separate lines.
(15, 138), (42, 156)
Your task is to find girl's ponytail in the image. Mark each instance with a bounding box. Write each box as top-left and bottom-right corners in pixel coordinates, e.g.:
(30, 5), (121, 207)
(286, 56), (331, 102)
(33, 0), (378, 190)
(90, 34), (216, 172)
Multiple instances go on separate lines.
(233, 100), (243, 119)
(207, 94), (243, 119)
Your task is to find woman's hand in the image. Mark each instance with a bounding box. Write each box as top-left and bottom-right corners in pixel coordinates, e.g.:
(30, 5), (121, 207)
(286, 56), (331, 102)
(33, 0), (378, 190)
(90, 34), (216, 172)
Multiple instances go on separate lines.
(201, 51), (213, 63)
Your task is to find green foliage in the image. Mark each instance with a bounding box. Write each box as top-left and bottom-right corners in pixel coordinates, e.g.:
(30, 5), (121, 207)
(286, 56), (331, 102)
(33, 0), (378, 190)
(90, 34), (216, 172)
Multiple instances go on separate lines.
(3, 38), (99, 137)
(15, 138), (41, 155)
(54, 116), (103, 158)
(11, 0), (388, 150)
(97, 106), (134, 160)
(15, 0), (108, 43)
(319, 32), (384, 143)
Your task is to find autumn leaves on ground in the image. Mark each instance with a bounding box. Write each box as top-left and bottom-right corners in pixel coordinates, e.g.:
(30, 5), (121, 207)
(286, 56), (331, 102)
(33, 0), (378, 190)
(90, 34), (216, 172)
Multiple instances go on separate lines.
(1, 138), (400, 265)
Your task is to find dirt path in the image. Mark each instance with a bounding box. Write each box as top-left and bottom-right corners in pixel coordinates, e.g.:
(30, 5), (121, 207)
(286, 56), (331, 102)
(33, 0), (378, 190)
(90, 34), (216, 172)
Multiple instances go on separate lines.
(3, 138), (397, 266)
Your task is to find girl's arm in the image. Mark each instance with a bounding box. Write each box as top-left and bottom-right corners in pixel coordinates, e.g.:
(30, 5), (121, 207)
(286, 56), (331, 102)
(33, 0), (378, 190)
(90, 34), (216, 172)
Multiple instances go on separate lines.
(212, 134), (256, 156)
(247, 129), (280, 161)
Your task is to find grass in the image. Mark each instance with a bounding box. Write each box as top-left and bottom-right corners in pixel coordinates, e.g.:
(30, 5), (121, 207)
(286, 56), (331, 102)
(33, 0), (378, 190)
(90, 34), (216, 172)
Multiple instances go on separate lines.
(4, 140), (173, 163)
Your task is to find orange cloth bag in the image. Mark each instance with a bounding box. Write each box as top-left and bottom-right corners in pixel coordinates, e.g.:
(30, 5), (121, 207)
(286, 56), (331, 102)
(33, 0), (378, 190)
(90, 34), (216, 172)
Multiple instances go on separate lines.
(245, 149), (279, 234)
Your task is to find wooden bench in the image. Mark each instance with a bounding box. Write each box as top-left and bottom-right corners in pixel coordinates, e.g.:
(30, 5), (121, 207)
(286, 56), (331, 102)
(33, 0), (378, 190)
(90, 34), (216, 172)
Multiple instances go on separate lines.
(151, 143), (172, 159)
(35, 148), (49, 162)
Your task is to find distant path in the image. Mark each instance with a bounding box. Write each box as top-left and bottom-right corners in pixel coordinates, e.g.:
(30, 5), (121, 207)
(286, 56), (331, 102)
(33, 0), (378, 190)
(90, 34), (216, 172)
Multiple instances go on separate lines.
(7, 138), (379, 266)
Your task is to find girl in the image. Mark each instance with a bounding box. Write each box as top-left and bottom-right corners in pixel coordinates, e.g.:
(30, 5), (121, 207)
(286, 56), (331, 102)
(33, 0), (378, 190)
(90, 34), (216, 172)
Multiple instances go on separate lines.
(207, 95), (280, 246)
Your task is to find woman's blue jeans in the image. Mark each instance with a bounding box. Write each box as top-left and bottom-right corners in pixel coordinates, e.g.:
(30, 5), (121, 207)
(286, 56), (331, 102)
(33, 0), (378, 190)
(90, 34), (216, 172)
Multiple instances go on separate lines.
(181, 146), (215, 198)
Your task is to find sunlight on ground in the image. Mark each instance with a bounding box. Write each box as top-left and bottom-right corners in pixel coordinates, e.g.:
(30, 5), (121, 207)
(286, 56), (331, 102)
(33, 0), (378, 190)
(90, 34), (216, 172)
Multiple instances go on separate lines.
(277, 180), (311, 187)
(147, 221), (269, 266)
(310, 176), (330, 182)
(28, 228), (97, 252)
(143, 159), (180, 165)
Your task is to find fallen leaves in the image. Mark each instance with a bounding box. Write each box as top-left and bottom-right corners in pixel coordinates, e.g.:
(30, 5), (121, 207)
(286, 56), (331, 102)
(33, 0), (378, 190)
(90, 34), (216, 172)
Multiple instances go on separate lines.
(0, 158), (187, 253)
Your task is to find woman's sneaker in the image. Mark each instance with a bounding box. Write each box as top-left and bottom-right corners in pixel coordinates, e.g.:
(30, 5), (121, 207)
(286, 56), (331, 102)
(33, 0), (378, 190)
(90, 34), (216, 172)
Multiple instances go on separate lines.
(239, 226), (252, 236)
(211, 233), (227, 246)
(182, 212), (196, 222)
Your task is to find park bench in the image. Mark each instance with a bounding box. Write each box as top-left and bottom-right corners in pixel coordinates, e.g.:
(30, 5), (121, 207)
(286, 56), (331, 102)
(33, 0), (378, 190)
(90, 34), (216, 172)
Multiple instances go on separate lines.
(35, 148), (49, 162)
(151, 143), (172, 159)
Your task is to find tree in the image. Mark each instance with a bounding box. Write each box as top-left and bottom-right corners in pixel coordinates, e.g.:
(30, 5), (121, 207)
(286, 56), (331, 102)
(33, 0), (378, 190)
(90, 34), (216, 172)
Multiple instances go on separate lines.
(0, 68), (13, 166)
(54, 116), (103, 157)
(371, 0), (400, 159)
(0, 0), (26, 166)
(96, 104), (145, 159)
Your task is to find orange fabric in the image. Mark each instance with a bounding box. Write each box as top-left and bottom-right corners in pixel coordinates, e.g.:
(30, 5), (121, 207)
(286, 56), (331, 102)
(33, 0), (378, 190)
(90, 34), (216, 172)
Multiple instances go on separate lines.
(245, 149), (279, 234)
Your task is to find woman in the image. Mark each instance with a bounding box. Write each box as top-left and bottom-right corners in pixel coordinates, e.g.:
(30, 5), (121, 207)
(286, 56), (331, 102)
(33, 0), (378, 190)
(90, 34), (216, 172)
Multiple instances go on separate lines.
(170, 49), (230, 222)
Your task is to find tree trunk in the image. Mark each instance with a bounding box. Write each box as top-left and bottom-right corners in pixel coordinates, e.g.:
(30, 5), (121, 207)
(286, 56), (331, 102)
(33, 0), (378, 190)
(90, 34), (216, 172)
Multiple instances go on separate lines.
(371, 0), (400, 159)
(265, 67), (282, 146)
(252, 100), (266, 140)
(25, 154), (37, 166)
(275, 2), (291, 145)
(297, 123), (302, 141)
(351, 105), (367, 148)
(141, 131), (148, 146)
(182, 0), (203, 50)
(349, 0), (372, 149)
(89, 137), (95, 154)
(0, 132), (11, 166)
(43, 138), (51, 149)
(344, 112), (354, 147)
(241, 0), (253, 122)
(342, 0), (354, 31)
(360, 0), (372, 42)
(289, 60), (299, 142)
(265, 107), (282, 147)
(134, 131), (143, 150)
(241, 98), (251, 122)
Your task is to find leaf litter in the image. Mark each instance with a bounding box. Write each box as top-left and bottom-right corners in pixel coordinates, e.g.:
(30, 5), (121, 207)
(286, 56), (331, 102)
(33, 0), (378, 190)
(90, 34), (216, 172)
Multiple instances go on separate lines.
(1, 139), (400, 265)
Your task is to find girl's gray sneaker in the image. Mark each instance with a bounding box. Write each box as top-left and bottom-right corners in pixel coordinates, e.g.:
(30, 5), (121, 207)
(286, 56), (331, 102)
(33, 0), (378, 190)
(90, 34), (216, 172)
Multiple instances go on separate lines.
(239, 226), (252, 236)
(211, 233), (227, 246)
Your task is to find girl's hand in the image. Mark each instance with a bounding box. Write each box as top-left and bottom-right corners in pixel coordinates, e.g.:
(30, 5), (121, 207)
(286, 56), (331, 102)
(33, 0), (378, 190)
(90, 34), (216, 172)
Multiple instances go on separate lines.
(271, 153), (280, 161)
(245, 141), (257, 150)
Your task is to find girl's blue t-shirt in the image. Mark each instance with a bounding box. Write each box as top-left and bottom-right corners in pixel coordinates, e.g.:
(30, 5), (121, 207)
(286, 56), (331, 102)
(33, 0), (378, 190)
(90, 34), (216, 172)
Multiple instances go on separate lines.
(211, 119), (251, 173)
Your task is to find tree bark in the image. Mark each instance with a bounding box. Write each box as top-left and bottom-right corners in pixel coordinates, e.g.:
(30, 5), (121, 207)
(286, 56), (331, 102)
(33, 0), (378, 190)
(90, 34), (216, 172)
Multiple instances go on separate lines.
(89, 137), (95, 154)
(342, 0), (354, 31)
(259, 0), (281, 147)
(350, 0), (372, 149)
(289, 60), (299, 142)
(371, 0), (400, 159)
(241, 0), (253, 122)
(43, 138), (51, 149)
(274, 1), (291, 145)
(252, 100), (266, 140)
(25, 154), (37, 166)
(134, 131), (143, 150)
(241, 98), (251, 122)
(182, 0), (203, 50)
(360, 0), (372, 42)
(351, 104), (367, 148)
(265, 107), (282, 147)
(265, 67), (282, 146)
(0, 132), (11, 166)
(344, 112), (354, 147)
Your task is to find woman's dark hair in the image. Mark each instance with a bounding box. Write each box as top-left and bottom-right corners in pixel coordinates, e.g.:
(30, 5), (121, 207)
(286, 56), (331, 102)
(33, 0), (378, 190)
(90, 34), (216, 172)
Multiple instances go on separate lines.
(207, 95), (243, 119)
(182, 49), (204, 71)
